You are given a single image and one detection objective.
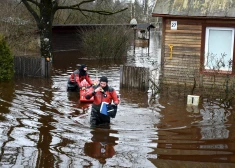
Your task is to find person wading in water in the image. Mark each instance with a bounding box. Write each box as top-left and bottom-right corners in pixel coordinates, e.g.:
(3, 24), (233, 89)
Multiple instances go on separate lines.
(85, 76), (119, 128)
(68, 64), (93, 91)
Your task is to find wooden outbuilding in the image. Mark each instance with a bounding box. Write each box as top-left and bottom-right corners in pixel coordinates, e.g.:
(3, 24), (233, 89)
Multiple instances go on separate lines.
(152, 0), (235, 90)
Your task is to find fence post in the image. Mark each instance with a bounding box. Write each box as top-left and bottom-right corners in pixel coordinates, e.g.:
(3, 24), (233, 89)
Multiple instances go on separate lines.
(41, 57), (51, 77)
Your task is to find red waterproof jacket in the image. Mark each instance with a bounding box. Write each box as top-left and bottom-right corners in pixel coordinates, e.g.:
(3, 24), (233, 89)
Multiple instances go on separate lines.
(85, 85), (119, 108)
(70, 71), (93, 87)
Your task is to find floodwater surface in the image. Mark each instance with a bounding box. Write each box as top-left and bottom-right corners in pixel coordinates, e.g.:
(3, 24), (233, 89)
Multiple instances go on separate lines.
(0, 31), (235, 168)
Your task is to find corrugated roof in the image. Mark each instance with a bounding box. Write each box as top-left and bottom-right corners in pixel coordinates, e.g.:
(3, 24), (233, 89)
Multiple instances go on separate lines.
(152, 0), (235, 18)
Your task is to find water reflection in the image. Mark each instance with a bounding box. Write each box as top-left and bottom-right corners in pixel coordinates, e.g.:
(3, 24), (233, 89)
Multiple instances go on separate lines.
(36, 115), (56, 168)
(0, 80), (15, 121)
(151, 96), (235, 166)
(67, 91), (90, 115)
(84, 129), (118, 165)
(119, 88), (149, 108)
(127, 31), (161, 68)
(200, 101), (231, 140)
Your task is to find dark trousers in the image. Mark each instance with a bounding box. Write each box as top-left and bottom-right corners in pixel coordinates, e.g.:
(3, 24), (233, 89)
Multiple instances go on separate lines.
(90, 108), (110, 127)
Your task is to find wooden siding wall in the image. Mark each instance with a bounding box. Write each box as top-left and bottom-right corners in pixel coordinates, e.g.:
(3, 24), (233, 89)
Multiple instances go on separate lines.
(162, 18), (235, 89)
(163, 18), (201, 86)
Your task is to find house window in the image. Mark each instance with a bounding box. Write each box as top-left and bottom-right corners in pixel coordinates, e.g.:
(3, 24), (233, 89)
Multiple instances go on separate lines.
(205, 27), (234, 71)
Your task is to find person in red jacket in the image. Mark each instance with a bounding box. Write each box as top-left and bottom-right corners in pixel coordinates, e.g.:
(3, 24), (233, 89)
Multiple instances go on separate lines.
(69, 64), (93, 90)
(85, 76), (120, 128)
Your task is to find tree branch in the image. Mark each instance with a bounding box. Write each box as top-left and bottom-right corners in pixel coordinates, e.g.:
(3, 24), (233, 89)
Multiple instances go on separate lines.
(56, 0), (94, 10)
(21, 0), (40, 24)
(22, 0), (40, 6)
(75, 0), (96, 7)
(84, 7), (128, 15)
(57, 7), (128, 15)
(56, 0), (128, 15)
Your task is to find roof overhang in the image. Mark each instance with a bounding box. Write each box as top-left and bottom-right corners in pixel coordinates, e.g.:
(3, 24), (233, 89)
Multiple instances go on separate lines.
(152, 13), (235, 20)
(152, 0), (235, 20)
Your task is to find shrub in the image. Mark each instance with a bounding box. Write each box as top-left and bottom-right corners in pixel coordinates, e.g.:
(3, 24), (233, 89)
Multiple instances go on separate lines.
(0, 34), (14, 81)
(80, 26), (132, 60)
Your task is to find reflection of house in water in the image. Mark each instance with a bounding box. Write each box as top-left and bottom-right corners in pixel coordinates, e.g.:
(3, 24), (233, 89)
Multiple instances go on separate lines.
(149, 97), (235, 166)
(200, 104), (230, 140)
(0, 146), (38, 167)
(0, 125), (38, 167)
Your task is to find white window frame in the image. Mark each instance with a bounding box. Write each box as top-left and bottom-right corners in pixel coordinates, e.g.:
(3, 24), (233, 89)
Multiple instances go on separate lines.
(204, 27), (234, 71)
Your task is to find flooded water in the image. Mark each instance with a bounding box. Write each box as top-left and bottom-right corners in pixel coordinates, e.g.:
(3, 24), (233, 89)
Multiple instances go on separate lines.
(0, 31), (235, 168)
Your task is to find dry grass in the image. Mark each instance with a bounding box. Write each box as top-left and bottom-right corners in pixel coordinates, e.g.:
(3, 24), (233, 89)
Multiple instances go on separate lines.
(0, 1), (40, 56)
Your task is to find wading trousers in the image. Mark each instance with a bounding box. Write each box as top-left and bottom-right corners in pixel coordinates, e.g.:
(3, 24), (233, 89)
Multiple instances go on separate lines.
(90, 108), (110, 127)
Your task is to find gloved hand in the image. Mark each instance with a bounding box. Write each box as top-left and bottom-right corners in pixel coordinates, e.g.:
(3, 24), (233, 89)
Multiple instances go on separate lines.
(81, 87), (86, 90)
(93, 82), (97, 86)
(107, 104), (118, 118)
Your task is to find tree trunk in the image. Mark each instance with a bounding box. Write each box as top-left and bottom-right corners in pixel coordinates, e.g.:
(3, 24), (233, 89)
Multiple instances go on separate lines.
(39, 26), (52, 58)
(39, 0), (54, 58)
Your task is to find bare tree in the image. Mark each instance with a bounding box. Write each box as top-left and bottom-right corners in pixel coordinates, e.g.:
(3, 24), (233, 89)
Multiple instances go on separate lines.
(19, 0), (127, 58)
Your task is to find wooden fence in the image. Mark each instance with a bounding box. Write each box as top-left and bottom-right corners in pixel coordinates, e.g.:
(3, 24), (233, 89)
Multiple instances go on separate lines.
(120, 65), (149, 91)
(14, 56), (51, 77)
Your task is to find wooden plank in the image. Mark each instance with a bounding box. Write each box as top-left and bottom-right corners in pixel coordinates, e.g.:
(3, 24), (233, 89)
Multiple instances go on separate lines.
(165, 37), (201, 41)
(165, 31), (201, 34)
(165, 30), (201, 33)
(163, 57), (201, 62)
(165, 34), (201, 38)
(164, 51), (200, 55)
(164, 44), (201, 48)
(164, 44), (201, 47)
(163, 60), (200, 64)
(164, 65), (200, 70)
(165, 18), (235, 26)
(163, 58), (200, 62)
(165, 40), (201, 45)
(163, 55), (200, 59)
(165, 18), (205, 24)
(166, 23), (202, 27)
(165, 36), (201, 40)
(166, 24), (202, 30)
(164, 45), (201, 49)
(164, 49), (201, 54)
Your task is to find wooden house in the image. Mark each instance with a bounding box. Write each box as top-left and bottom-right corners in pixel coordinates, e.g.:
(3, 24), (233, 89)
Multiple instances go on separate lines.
(152, 0), (235, 90)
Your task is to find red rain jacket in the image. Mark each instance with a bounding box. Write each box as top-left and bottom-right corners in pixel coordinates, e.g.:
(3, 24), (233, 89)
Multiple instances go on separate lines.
(70, 72), (93, 88)
(85, 86), (119, 106)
